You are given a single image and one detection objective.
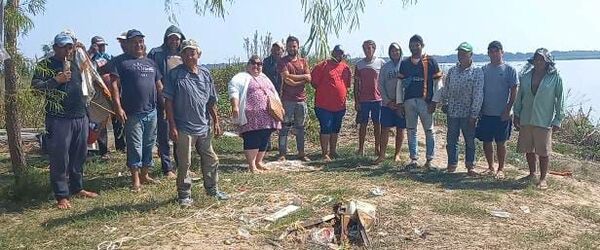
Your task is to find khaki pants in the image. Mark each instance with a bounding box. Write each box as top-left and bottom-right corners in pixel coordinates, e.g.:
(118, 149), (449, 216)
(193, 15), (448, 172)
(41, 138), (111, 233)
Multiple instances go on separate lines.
(175, 131), (219, 199)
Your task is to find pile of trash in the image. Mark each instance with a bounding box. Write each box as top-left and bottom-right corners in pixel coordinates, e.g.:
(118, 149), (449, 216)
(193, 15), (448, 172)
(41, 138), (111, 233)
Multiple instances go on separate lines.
(278, 200), (378, 247)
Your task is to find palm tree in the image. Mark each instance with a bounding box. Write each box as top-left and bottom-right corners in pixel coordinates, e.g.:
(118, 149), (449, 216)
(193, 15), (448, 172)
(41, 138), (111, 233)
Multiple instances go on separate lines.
(2, 0), (46, 180)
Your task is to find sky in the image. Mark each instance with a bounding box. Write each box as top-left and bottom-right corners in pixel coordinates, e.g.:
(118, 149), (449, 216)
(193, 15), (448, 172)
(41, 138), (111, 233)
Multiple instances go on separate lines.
(17, 0), (600, 64)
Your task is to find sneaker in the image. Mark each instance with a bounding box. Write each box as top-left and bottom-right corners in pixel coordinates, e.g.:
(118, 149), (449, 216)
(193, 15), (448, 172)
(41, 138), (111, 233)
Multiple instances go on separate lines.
(179, 197), (194, 207)
(406, 159), (418, 168)
(447, 165), (458, 173)
(207, 189), (229, 200)
(424, 160), (436, 170)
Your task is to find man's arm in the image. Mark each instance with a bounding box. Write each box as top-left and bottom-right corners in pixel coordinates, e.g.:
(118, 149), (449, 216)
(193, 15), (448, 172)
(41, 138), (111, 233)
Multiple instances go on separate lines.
(551, 76), (565, 130)
(110, 76), (127, 123)
(165, 98), (178, 141)
(353, 65), (360, 111)
(32, 61), (68, 90)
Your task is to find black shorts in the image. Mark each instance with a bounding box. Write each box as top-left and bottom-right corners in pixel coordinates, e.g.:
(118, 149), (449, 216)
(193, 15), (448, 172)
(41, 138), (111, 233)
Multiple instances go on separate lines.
(241, 129), (274, 151)
(476, 115), (512, 142)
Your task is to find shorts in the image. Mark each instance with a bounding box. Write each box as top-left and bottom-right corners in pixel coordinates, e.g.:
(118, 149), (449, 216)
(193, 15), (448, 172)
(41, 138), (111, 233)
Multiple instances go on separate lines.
(357, 101), (382, 124)
(242, 129), (274, 151)
(475, 115), (512, 142)
(315, 107), (346, 134)
(517, 125), (552, 157)
(380, 106), (406, 128)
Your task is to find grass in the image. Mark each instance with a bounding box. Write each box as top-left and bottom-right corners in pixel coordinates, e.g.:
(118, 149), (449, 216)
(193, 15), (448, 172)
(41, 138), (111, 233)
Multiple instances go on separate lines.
(431, 198), (488, 219)
(568, 205), (600, 224)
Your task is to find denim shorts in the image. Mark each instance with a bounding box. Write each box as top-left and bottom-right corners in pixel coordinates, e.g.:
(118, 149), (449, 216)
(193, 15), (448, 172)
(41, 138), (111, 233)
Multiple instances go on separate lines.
(124, 109), (157, 168)
(315, 107), (346, 134)
(357, 101), (382, 124)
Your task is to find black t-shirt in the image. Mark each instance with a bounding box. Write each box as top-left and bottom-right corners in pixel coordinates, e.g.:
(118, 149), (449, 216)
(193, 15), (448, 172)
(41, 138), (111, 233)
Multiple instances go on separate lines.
(399, 56), (441, 102)
(32, 57), (87, 118)
(107, 54), (162, 115)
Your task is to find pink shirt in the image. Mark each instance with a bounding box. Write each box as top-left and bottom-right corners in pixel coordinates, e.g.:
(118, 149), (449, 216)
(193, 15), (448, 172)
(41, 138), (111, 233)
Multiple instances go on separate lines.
(355, 57), (385, 102)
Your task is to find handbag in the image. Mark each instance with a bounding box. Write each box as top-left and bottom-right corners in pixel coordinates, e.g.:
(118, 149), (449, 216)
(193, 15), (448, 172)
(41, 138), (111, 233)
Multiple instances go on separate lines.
(259, 83), (285, 122)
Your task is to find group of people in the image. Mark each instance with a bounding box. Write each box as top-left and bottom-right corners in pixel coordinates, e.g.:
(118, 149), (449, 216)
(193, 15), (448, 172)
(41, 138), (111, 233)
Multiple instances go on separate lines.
(32, 26), (564, 209)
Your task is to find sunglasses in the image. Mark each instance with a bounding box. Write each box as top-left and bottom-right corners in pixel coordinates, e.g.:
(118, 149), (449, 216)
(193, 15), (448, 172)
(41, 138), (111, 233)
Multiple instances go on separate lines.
(250, 61), (263, 66)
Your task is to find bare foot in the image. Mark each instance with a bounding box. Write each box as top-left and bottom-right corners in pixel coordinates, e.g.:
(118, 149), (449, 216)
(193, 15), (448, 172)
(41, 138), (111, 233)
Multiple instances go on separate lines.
(373, 156), (385, 165)
(165, 171), (177, 179)
(277, 155), (286, 162)
(140, 176), (160, 185)
(298, 154), (311, 162)
(322, 154), (332, 162)
(256, 162), (270, 171)
(130, 185), (142, 192)
(249, 167), (263, 173)
(537, 179), (548, 190)
(394, 155), (402, 162)
(75, 190), (98, 198)
(495, 170), (506, 180)
(57, 198), (71, 209)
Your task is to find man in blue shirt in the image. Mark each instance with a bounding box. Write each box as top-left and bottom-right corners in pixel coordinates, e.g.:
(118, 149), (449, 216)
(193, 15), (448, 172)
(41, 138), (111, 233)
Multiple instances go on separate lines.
(164, 39), (228, 207)
(477, 41), (519, 179)
(107, 29), (163, 191)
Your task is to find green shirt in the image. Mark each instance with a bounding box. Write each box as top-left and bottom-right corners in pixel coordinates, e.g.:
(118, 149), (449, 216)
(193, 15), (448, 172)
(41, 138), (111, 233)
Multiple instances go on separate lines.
(514, 69), (564, 128)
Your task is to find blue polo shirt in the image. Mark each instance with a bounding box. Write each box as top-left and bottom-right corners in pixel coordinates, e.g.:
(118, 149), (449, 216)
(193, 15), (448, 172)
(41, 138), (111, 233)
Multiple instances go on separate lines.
(163, 64), (217, 136)
(107, 54), (162, 115)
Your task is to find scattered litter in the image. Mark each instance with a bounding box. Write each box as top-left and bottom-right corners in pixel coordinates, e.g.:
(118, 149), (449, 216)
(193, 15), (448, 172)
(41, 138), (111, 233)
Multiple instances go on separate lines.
(370, 187), (385, 196)
(490, 209), (511, 218)
(264, 205), (300, 222)
(311, 194), (333, 205)
(549, 170), (573, 177)
(117, 172), (122, 177)
(237, 228), (251, 240)
(103, 225), (117, 233)
(222, 131), (238, 137)
(378, 231), (388, 237)
(291, 197), (303, 206)
(223, 239), (234, 245)
(310, 227), (335, 245)
(413, 227), (431, 239)
(519, 206), (531, 214)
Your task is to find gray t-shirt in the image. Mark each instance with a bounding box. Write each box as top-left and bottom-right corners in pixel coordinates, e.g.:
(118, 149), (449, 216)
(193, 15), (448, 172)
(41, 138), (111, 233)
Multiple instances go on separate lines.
(163, 64), (217, 136)
(481, 63), (519, 116)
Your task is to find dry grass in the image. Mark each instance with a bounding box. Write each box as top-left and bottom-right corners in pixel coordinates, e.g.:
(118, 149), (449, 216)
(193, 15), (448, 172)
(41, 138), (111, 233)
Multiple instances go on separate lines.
(1, 109), (600, 249)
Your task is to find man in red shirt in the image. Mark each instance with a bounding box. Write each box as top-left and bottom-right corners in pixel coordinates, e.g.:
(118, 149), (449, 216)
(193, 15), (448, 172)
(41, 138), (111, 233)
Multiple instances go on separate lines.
(277, 36), (311, 161)
(311, 45), (351, 162)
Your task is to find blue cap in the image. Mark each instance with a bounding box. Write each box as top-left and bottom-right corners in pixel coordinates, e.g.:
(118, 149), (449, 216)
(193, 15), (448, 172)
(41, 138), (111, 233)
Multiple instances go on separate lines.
(54, 33), (74, 47)
(126, 29), (145, 39)
(333, 45), (344, 53)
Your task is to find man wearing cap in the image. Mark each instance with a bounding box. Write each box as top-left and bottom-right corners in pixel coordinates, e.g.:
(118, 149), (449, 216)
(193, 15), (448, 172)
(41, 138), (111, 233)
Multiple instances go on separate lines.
(164, 39), (228, 206)
(310, 45), (351, 162)
(89, 36), (112, 66)
(117, 32), (128, 54)
(32, 32), (98, 209)
(375, 42), (406, 164)
(277, 36), (311, 162)
(107, 29), (163, 191)
(440, 42), (484, 176)
(354, 40), (386, 157)
(89, 35), (113, 159)
(148, 25), (187, 179)
(514, 48), (564, 190)
(476, 41), (519, 179)
(396, 34), (443, 169)
(263, 41), (285, 94)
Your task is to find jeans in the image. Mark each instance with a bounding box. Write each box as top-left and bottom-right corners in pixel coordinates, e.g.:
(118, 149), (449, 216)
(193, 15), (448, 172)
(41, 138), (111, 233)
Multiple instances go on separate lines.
(446, 116), (476, 168)
(156, 105), (174, 174)
(124, 109), (157, 169)
(404, 98), (435, 160)
(279, 101), (307, 155)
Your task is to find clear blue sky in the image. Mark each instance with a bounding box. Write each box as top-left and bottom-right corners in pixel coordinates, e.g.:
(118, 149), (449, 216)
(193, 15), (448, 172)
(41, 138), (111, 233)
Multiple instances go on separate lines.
(20, 0), (600, 64)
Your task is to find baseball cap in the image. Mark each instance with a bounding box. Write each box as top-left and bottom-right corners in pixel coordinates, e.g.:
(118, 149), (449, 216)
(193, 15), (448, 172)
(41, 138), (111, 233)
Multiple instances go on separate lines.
(487, 40), (503, 50)
(126, 29), (145, 39)
(54, 33), (74, 47)
(456, 42), (473, 52)
(181, 39), (201, 53)
(91, 36), (107, 45)
(116, 32), (127, 41)
(272, 41), (284, 49)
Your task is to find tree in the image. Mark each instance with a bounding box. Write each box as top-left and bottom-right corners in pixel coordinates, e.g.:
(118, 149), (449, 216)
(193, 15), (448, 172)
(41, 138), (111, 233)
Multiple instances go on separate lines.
(2, 0), (46, 180)
(242, 30), (273, 59)
(164, 0), (417, 59)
